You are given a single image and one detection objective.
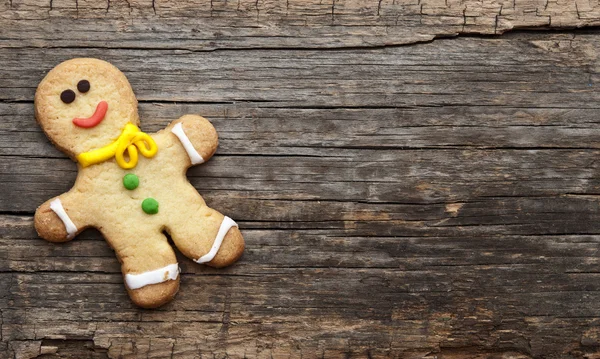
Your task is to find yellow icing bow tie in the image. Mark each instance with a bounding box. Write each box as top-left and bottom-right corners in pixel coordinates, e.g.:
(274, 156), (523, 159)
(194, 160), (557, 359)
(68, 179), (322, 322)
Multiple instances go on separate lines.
(76, 123), (158, 169)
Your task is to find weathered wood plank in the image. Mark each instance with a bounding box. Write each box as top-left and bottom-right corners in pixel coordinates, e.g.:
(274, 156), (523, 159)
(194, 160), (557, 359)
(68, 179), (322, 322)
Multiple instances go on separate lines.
(1, 0), (600, 50)
(2, 33), (600, 105)
(4, 151), (600, 224)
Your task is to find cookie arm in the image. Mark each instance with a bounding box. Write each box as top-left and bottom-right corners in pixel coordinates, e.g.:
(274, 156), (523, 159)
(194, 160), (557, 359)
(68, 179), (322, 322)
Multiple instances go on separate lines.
(168, 115), (219, 166)
(34, 194), (88, 242)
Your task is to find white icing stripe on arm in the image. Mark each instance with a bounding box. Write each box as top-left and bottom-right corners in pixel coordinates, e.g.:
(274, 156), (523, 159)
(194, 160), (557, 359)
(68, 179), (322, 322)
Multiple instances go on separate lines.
(125, 263), (180, 290)
(49, 198), (78, 239)
(196, 216), (238, 264)
(171, 122), (204, 165)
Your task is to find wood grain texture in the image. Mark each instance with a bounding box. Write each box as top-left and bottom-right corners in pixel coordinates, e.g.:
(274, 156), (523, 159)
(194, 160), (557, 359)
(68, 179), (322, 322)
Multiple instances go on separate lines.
(2, 0), (600, 50)
(3, 0), (600, 358)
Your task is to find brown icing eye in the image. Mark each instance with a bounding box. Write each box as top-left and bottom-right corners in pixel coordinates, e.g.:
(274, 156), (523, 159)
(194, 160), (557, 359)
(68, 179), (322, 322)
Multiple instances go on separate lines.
(60, 89), (76, 104)
(77, 79), (90, 93)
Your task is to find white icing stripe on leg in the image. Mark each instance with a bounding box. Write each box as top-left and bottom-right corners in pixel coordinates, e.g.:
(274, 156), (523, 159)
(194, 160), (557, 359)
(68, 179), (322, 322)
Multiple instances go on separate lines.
(171, 122), (204, 165)
(49, 198), (77, 239)
(196, 216), (238, 264)
(125, 263), (180, 290)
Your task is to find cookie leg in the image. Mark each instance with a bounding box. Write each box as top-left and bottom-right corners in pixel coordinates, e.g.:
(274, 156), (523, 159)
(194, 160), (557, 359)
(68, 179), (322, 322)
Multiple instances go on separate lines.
(111, 231), (180, 308)
(166, 206), (244, 268)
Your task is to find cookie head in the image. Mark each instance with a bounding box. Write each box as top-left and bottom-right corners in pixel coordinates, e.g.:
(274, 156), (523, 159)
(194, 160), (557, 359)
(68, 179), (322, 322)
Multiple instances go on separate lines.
(35, 58), (139, 157)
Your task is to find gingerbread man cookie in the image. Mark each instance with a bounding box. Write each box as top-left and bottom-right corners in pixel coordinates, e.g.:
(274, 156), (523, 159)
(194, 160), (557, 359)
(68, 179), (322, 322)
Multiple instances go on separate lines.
(34, 58), (245, 308)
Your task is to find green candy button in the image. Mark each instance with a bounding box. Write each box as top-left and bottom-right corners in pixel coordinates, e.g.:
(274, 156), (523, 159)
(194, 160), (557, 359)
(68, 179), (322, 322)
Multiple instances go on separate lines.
(123, 174), (139, 190)
(142, 198), (159, 215)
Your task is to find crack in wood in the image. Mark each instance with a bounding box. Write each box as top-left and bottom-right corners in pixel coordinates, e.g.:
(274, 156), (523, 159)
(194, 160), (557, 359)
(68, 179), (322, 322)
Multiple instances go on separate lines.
(255, 0), (260, 24)
(331, 0), (335, 22)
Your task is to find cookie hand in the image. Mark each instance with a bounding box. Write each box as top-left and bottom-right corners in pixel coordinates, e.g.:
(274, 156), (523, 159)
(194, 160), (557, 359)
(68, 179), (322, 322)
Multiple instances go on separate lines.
(34, 195), (85, 242)
(168, 115), (219, 166)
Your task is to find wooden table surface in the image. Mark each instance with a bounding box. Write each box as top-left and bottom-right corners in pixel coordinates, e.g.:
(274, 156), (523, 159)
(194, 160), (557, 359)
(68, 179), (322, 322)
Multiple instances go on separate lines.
(3, 1), (600, 358)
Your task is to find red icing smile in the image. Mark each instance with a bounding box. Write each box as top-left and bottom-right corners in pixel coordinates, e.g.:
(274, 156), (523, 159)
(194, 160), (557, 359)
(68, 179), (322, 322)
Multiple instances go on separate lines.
(72, 101), (108, 128)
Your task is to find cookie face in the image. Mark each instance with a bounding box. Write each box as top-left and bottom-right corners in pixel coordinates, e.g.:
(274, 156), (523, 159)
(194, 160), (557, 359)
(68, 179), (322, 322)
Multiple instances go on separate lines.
(33, 58), (244, 308)
(35, 58), (139, 158)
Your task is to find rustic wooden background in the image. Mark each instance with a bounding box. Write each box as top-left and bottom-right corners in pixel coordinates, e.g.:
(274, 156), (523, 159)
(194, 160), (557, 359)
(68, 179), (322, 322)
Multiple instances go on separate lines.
(3, 0), (600, 358)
